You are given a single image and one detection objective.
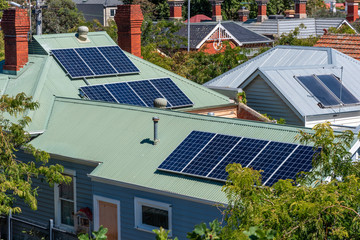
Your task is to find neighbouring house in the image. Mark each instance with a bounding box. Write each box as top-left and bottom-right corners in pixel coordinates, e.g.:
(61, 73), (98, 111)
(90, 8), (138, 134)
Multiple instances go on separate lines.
(314, 33), (360, 61)
(175, 21), (273, 54)
(72, 0), (123, 26)
(239, 0), (357, 38)
(204, 45), (360, 130)
(184, 14), (212, 23)
(0, 5), (294, 240)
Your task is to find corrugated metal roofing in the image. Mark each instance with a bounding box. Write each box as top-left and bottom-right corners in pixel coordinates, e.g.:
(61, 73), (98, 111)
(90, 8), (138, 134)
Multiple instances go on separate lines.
(30, 97), (315, 203)
(205, 45), (360, 117)
(72, 0), (122, 6)
(0, 31), (230, 132)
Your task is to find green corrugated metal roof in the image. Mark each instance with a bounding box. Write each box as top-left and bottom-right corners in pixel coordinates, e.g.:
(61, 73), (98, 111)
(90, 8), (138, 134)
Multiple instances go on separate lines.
(30, 97), (314, 203)
(0, 31), (230, 132)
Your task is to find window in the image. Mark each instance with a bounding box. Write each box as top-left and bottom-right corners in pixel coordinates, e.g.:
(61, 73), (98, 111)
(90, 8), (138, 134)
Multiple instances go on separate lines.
(110, 9), (116, 17)
(55, 169), (76, 231)
(134, 197), (172, 234)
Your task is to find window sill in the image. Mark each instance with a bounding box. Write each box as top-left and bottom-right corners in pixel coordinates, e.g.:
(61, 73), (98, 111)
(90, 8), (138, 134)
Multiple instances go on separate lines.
(135, 225), (172, 237)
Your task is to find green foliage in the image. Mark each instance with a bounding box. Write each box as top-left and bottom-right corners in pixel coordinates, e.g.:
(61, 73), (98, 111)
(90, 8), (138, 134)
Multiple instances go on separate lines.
(220, 122), (360, 239)
(187, 219), (222, 240)
(42, 0), (84, 34)
(0, 93), (70, 214)
(328, 25), (356, 34)
(275, 24), (319, 46)
(243, 226), (276, 240)
(237, 92), (247, 104)
(261, 113), (286, 124)
(153, 227), (178, 240)
(267, 0), (293, 15)
(182, 0), (212, 19)
(0, 0), (8, 18)
(78, 225), (108, 240)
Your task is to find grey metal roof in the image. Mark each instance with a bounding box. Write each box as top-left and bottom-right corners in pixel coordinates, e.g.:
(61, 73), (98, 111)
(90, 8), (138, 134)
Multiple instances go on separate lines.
(241, 18), (354, 38)
(205, 45), (360, 117)
(73, 0), (122, 6)
(176, 21), (272, 49)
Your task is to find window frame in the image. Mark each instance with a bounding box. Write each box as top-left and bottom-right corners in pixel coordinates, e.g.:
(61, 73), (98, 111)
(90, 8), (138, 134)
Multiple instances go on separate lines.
(110, 8), (116, 17)
(134, 197), (172, 235)
(54, 169), (77, 232)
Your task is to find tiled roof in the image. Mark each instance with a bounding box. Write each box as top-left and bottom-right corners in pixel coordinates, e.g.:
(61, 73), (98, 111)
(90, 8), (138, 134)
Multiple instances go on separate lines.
(314, 34), (360, 61)
(184, 14), (212, 23)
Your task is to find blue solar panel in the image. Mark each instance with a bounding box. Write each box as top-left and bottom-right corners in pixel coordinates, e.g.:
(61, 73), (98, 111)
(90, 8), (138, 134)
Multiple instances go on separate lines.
(150, 78), (193, 108)
(80, 85), (117, 103)
(98, 46), (140, 74)
(158, 131), (215, 172)
(76, 47), (117, 76)
(316, 75), (359, 105)
(297, 75), (340, 107)
(208, 138), (269, 180)
(182, 134), (241, 177)
(128, 80), (171, 108)
(105, 82), (147, 107)
(248, 142), (297, 184)
(52, 49), (94, 78)
(264, 145), (316, 186)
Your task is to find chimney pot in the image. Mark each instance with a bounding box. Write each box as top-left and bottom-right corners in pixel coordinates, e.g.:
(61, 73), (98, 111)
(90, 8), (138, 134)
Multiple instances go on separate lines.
(168, 0), (184, 20)
(115, 5), (143, 58)
(238, 8), (250, 22)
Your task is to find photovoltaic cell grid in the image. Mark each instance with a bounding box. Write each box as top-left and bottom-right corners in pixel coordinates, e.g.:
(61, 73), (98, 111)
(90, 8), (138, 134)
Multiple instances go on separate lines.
(79, 78), (194, 109)
(158, 131), (317, 186)
(296, 74), (360, 108)
(51, 46), (139, 79)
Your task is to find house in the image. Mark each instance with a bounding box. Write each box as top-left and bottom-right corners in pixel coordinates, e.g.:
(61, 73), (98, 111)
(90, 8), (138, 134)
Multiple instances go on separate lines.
(204, 45), (360, 129)
(238, 0), (357, 38)
(184, 14), (212, 23)
(314, 33), (360, 61)
(175, 21), (273, 54)
(72, 0), (123, 26)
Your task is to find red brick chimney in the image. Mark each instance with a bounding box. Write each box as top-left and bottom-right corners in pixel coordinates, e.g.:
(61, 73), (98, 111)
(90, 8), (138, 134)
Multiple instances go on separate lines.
(238, 8), (250, 22)
(1, 8), (30, 73)
(256, 0), (269, 22)
(294, 0), (307, 18)
(168, 0), (184, 20)
(115, 5), (143, 58)
(210, 0), (223, 21)
(346, 0), (360, 22)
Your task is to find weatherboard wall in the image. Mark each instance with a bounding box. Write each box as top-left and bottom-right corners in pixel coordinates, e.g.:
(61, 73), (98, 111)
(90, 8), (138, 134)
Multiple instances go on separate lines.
(14, 151), (96, 228)
(243, 76), (303, 126)
(92, 180), (223, 240)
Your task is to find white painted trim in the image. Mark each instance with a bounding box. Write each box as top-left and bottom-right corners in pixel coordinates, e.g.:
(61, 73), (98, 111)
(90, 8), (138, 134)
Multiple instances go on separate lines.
(93, 195), (121, 240)
(350, 139), (360, 155)
(54, 169), (76, 232)
(134, 197), (172, 236)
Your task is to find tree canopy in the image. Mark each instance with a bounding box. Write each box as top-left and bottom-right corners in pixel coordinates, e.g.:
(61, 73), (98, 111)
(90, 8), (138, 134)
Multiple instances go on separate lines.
(0, 93), (69, 214)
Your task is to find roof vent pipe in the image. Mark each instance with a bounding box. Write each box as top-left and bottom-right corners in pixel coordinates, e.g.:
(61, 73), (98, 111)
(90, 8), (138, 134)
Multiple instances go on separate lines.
(152, 117), (160, 145)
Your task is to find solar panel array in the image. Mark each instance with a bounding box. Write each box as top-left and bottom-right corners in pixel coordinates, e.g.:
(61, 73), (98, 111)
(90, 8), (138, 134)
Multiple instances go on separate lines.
(80, 78), (194, 108)
(296, 74), (360, 108)
(158, 131), (318, 186)
(52, 46), (139, 79)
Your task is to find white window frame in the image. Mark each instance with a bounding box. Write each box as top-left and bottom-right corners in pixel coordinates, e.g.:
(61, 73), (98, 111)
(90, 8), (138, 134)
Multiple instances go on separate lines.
(93, 195), (121, 240)
(54, 169), (76, 232)
(110, 8), (116, 17)
(134, 197), (172, 235)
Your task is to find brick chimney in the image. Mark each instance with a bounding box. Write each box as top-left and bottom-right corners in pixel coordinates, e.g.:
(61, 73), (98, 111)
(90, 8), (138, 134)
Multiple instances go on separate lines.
(256, 0), (269, 22)
(168, 0), (184, 20)
(294, 0), (307, 18)
(346, 0), (360, 22)
(1, 8), (30, 74)
(115, 5), (143, 58)
(210, 0), (223, 21)
(238, 8), (250, 22)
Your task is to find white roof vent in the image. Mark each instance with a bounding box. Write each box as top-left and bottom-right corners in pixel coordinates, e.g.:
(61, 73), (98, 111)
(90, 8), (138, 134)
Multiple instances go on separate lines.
(77, 26), (90, 42)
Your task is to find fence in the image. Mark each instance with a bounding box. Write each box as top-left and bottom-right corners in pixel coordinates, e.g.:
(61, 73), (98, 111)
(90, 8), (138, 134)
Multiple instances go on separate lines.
(0, 211), (78, 240)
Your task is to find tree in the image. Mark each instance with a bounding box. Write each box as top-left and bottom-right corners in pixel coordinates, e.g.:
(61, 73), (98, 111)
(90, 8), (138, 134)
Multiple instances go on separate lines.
(275, 24), (319, 46)
(0, 93), (69, 214)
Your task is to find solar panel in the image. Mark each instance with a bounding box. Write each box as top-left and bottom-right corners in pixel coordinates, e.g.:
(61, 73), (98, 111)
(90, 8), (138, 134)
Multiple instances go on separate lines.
(52, 49), (94, 78)
(316, 75), (360, 105)
(127, 80), (171, 108)
(158, 131), (316, 186)
(296, 75), (340, 107)
(150, 78), (193, 108)
(182, 134), (241, 177)
(76, 47), (117, 76)
(105, 82), (147, 107)
(80, 85), (117, 103)
(98, 46), (140, 74)
(207, 138), (269, 180)
(158, 131), (215, 172)
(52, 46), (139, 79)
